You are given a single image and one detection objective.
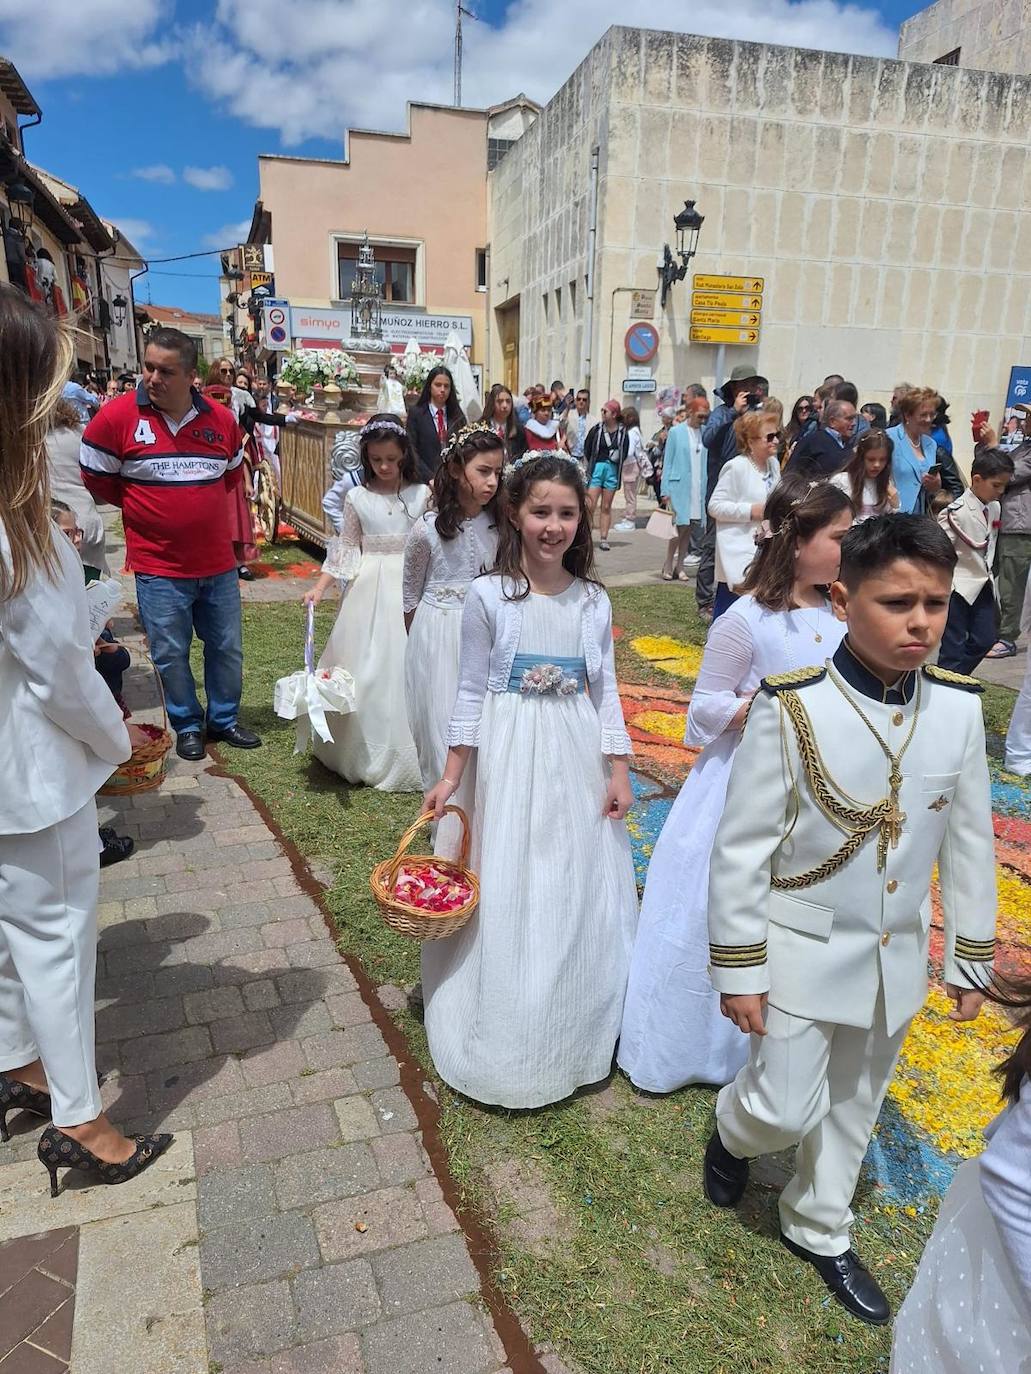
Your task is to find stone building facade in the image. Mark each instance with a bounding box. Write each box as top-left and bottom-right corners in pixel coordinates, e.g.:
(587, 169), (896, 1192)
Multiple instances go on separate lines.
(487, 27), (1031, 455)
(898, 0), (1031, 76)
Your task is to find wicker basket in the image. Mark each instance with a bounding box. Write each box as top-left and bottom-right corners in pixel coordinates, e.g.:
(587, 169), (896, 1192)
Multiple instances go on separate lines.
(98, 655), (173, 797)
(370, 807), (479, 942)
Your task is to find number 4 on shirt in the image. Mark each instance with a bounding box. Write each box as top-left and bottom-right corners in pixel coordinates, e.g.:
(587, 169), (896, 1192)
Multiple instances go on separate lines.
(134, 419), (157, 446)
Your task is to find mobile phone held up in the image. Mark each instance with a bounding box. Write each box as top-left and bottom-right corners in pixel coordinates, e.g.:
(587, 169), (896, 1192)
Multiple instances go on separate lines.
(971, 409), (989, 442)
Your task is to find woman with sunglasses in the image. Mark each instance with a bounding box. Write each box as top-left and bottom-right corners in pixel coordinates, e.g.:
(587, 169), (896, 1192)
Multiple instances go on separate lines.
(783, 395), (817, 460)
(707, 411), (782, 620)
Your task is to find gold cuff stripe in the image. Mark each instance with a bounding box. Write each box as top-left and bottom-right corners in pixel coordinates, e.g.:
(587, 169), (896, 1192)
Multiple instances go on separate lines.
(955, 937), (996, 961)
(710, 944), (768, 968)
(709, 941), (767, 954)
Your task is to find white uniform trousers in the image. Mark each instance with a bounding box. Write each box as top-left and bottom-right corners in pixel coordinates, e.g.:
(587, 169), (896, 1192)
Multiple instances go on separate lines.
(0, 801), (103, 1126)
(715, 993), (909, 1256)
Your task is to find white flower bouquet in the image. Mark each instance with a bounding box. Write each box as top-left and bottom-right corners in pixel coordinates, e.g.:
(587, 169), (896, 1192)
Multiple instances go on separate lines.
(321, 349), (361, 390)
(401, 352), (434, 393)
(279, 348), (331, 396)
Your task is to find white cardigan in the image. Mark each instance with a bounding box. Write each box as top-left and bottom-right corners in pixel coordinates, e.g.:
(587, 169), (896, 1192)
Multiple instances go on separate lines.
(0, 524), (130, 834)
(708, 453), (781, 589)
(446, 575), (633, 756)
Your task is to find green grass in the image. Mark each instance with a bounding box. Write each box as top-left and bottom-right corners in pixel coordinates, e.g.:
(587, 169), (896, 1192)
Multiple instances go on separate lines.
(256, 538), (323, 573)
(218, 593), (1016, 1374)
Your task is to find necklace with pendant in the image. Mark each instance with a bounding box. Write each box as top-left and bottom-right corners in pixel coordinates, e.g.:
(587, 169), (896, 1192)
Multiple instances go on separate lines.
(794, 604), (825, 643)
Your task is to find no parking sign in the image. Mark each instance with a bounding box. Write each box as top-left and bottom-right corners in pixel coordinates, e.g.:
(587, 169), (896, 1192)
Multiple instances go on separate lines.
(624, 321), (659, 365)
(262, 302), (290, 351)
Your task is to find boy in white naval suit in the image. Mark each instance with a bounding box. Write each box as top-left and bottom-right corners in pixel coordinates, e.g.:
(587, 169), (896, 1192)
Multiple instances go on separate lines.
(703, 514), (997, 1325)
(937, 446), (1012, 674)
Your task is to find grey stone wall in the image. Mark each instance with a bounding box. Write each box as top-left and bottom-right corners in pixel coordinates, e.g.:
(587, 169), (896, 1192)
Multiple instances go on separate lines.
(898, 0), (1031, 77)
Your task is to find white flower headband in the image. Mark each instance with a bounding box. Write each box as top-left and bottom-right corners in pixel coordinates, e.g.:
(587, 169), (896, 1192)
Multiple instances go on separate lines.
(753, 481), (822, 545)
(360, 418), (407, 440)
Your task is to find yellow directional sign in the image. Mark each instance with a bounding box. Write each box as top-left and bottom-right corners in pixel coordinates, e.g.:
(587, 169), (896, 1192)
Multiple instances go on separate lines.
(694, 274), (765, 293)
(690, 309), (762, 329)
(692, 292), (764, 311)
(690, 326), (760, 346)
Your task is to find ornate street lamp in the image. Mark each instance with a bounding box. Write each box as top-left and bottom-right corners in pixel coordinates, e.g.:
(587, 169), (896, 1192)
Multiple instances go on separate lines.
(5, 176), (34, 230)
(111, 294), (128, 327)
(659, 199), (704, 309)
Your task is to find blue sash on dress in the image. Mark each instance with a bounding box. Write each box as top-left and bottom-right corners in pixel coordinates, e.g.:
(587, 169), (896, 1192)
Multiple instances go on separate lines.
(506, 654), (587, 693)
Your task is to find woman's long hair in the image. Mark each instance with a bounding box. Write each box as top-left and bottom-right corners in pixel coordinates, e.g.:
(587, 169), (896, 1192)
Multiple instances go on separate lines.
(493, 453), (599, 601)
(482, 384), (521, 446)
(735, 473), (854, 609)
(841, 431), (894, 512)
(416, 365), (465, 426)
(987, 972), (1031, 1105)
(433, 430), (503, 540)
(784, 395), (816, 449)
(0, 286), (76, 601)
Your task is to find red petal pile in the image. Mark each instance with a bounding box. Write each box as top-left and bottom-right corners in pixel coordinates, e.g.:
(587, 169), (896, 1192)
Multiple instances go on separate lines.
(394, 862), (473, 914)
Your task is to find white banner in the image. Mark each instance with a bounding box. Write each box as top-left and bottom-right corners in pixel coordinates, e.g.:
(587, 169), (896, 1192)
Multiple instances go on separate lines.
(284, 304), (473, 349)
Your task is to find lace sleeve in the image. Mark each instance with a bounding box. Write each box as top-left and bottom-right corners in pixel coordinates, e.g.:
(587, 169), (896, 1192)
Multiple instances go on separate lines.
(587, 592), (633, 756)
(685, 607), (756, 749)
(323, 492), (362, 582)
(402, 518), (433, 614)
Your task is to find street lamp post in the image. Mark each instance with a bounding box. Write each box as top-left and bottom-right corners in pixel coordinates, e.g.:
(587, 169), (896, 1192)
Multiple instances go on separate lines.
(659, 199), (704, 310)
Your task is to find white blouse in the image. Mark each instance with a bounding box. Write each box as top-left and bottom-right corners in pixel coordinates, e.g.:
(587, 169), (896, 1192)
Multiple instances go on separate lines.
(401, 510), (499, 613)
(829, 471), (899, 522)
(446, 574), (633, 756)
(323, 483), (430, 582)
(980, 1078), (1031, 1306)
(708, 453), (781, 588)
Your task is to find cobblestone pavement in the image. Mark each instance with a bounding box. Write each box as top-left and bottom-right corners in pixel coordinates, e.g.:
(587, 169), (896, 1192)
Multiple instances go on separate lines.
(0, 596), (537, 1372)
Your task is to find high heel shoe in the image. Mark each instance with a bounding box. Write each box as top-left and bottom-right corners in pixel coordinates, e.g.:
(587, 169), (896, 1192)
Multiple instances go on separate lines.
(38, 1126), (173, 1197)
(0, 1074), (51, 1141)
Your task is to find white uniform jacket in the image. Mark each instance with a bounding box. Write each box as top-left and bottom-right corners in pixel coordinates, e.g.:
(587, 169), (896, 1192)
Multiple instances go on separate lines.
(707, 640), (997, 1036)
(938, 489), (1000, 605)
(446, 574), (633, 757)
(0, 523), (131, 835)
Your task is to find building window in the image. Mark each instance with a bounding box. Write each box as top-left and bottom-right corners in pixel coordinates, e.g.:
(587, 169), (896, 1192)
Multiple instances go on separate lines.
(935, 48), (961, 65)
(337, 241), (415, 303)
(487, 137), (516, 171)
(475, 248), (487, 291)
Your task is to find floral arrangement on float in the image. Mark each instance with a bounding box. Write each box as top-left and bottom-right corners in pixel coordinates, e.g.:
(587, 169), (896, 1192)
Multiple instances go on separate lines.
(321, 349), (361, 391)
(279, 348), (330, 397)
(401, 352), (434, 394)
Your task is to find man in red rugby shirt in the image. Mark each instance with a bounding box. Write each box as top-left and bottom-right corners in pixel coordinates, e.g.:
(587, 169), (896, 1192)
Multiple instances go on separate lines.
(81, 329), (261, 760)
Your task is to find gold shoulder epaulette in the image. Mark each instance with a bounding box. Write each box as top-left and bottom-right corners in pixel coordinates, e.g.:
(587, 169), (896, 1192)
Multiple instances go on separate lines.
(761, 665), (826, 695)
(922, 664), (984, 694)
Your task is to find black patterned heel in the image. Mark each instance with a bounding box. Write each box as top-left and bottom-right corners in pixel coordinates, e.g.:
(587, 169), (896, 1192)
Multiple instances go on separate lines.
(0, 1075), (52, 1142)
(37, 1126), (173, 1197)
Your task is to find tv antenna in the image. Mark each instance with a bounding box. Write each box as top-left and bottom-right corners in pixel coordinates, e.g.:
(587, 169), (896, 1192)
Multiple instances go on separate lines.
(454, 2), (479, 106)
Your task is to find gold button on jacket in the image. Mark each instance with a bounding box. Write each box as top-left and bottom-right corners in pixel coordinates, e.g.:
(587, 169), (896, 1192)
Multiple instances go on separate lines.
(886, 879), (898, 894)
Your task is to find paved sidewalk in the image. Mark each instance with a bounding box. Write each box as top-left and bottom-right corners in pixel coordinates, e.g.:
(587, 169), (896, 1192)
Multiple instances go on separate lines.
(0, 615), (532, 1374)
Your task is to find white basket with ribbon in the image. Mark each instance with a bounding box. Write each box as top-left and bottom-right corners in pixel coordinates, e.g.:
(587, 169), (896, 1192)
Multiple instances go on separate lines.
(274, 605), (356, 753)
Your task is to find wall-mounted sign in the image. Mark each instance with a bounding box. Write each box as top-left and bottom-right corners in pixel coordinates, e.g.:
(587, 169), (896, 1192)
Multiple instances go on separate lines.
(627, 364), (652, 379)
(694, 274), (765, 293)
(692, 291), (764, 311)
(629, 290), (655, 319)
(690, 310), (761, 328)
(249, 271), (273, 289)
(691, 273), (764, 347)
(242, 245), (265, 271)
(622, 378), (657, 394)
(689, 326), (760, 345)
(283, 304), (473, 349)
(624, 321), (659, 364)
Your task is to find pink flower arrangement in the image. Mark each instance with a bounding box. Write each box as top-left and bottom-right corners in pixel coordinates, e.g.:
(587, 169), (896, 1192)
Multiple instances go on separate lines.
(394, 862), (473, 914)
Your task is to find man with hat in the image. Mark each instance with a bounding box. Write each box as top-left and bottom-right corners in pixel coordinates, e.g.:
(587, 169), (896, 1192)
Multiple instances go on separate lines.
(696, 367), (769, 617)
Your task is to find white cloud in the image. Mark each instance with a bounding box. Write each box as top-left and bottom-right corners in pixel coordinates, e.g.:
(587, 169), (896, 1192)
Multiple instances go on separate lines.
(132, 164), (176, 185)
(183, 165), (235, 192)
(0, 0), (174, 78)
(187, 0), (898, 146)
(202, 218), (253, 250)
(105, 217), (155, 248)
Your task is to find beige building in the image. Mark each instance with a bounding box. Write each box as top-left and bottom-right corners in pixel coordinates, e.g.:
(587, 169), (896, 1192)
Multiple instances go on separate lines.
(487, 27), (1031, 458)
(100, 221), (144, 376)
(136, 303), (226, 375)
(898, 0), (1031, 75)
(248, 97), (538, 369)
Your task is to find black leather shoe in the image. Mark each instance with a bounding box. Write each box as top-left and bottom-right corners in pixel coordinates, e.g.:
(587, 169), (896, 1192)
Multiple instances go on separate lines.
(176, 729), (206, 761)
(780, 1233), (890, 1325)
(99, 831), (135, 868)
(207, 723), (262, 749)
(703, 1129), (749, 1207)
(237, 565), (255, 581)
(38, 1125), (173, 1198)
(0, 1075), (51, 1142)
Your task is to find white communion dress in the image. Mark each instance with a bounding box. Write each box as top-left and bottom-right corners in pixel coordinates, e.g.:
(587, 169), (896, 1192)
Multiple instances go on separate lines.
(313, 483), (429, 791)
(402, 510), (498, 859)
(423, 577), (639, 1109)
(617, 594), (845, 1093)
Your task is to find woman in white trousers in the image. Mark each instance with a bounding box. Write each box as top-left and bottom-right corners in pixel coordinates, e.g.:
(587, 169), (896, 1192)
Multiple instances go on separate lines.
(0, 286), (172, 1194)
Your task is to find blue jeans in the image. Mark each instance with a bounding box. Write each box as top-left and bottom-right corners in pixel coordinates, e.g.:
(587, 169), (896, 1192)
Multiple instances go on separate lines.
(135, 571), (243, 734)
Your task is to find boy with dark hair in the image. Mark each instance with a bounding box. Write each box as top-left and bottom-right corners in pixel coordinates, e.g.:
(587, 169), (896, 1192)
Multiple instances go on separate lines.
(938, 448), (1013, 674)
(704, 514), (997, 1326)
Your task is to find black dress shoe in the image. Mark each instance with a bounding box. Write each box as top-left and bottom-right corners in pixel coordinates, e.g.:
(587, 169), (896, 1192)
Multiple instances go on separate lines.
(780, 1233), (890, 1325)
(237, 565), (256, 581)
(703, 1129), (749, 1207)
(99, 831), (135, 868)
(206, 723), (262, 749)
(176, 729), (206, 761)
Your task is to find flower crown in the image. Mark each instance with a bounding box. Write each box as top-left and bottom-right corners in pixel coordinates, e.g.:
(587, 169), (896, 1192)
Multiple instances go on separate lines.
(502, 452), (585, 486)
(360, 417), (407, 441)
(753, 480), (822, 545)
(440, 420), (497, 463)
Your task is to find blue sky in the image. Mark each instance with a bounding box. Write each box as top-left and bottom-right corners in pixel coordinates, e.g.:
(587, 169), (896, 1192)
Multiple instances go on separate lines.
(0, 0), (920, 315)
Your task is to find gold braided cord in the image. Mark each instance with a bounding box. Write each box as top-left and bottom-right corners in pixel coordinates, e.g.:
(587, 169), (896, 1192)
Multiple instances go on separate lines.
(770, 690), (902, 891)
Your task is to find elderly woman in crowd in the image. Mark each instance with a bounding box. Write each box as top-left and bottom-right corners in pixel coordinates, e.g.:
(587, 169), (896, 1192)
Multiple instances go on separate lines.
(707, 409), (782, 620)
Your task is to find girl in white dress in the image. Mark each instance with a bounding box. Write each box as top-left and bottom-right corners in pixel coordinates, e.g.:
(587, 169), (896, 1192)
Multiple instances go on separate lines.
(422, 453), (639, 1109)
(890, 976), (1031, 1373)
(403, 424), (503, 858)
(304, 415), (430, 790)
(829, 430), (900, 522)
(618, 476), (855, 1094)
